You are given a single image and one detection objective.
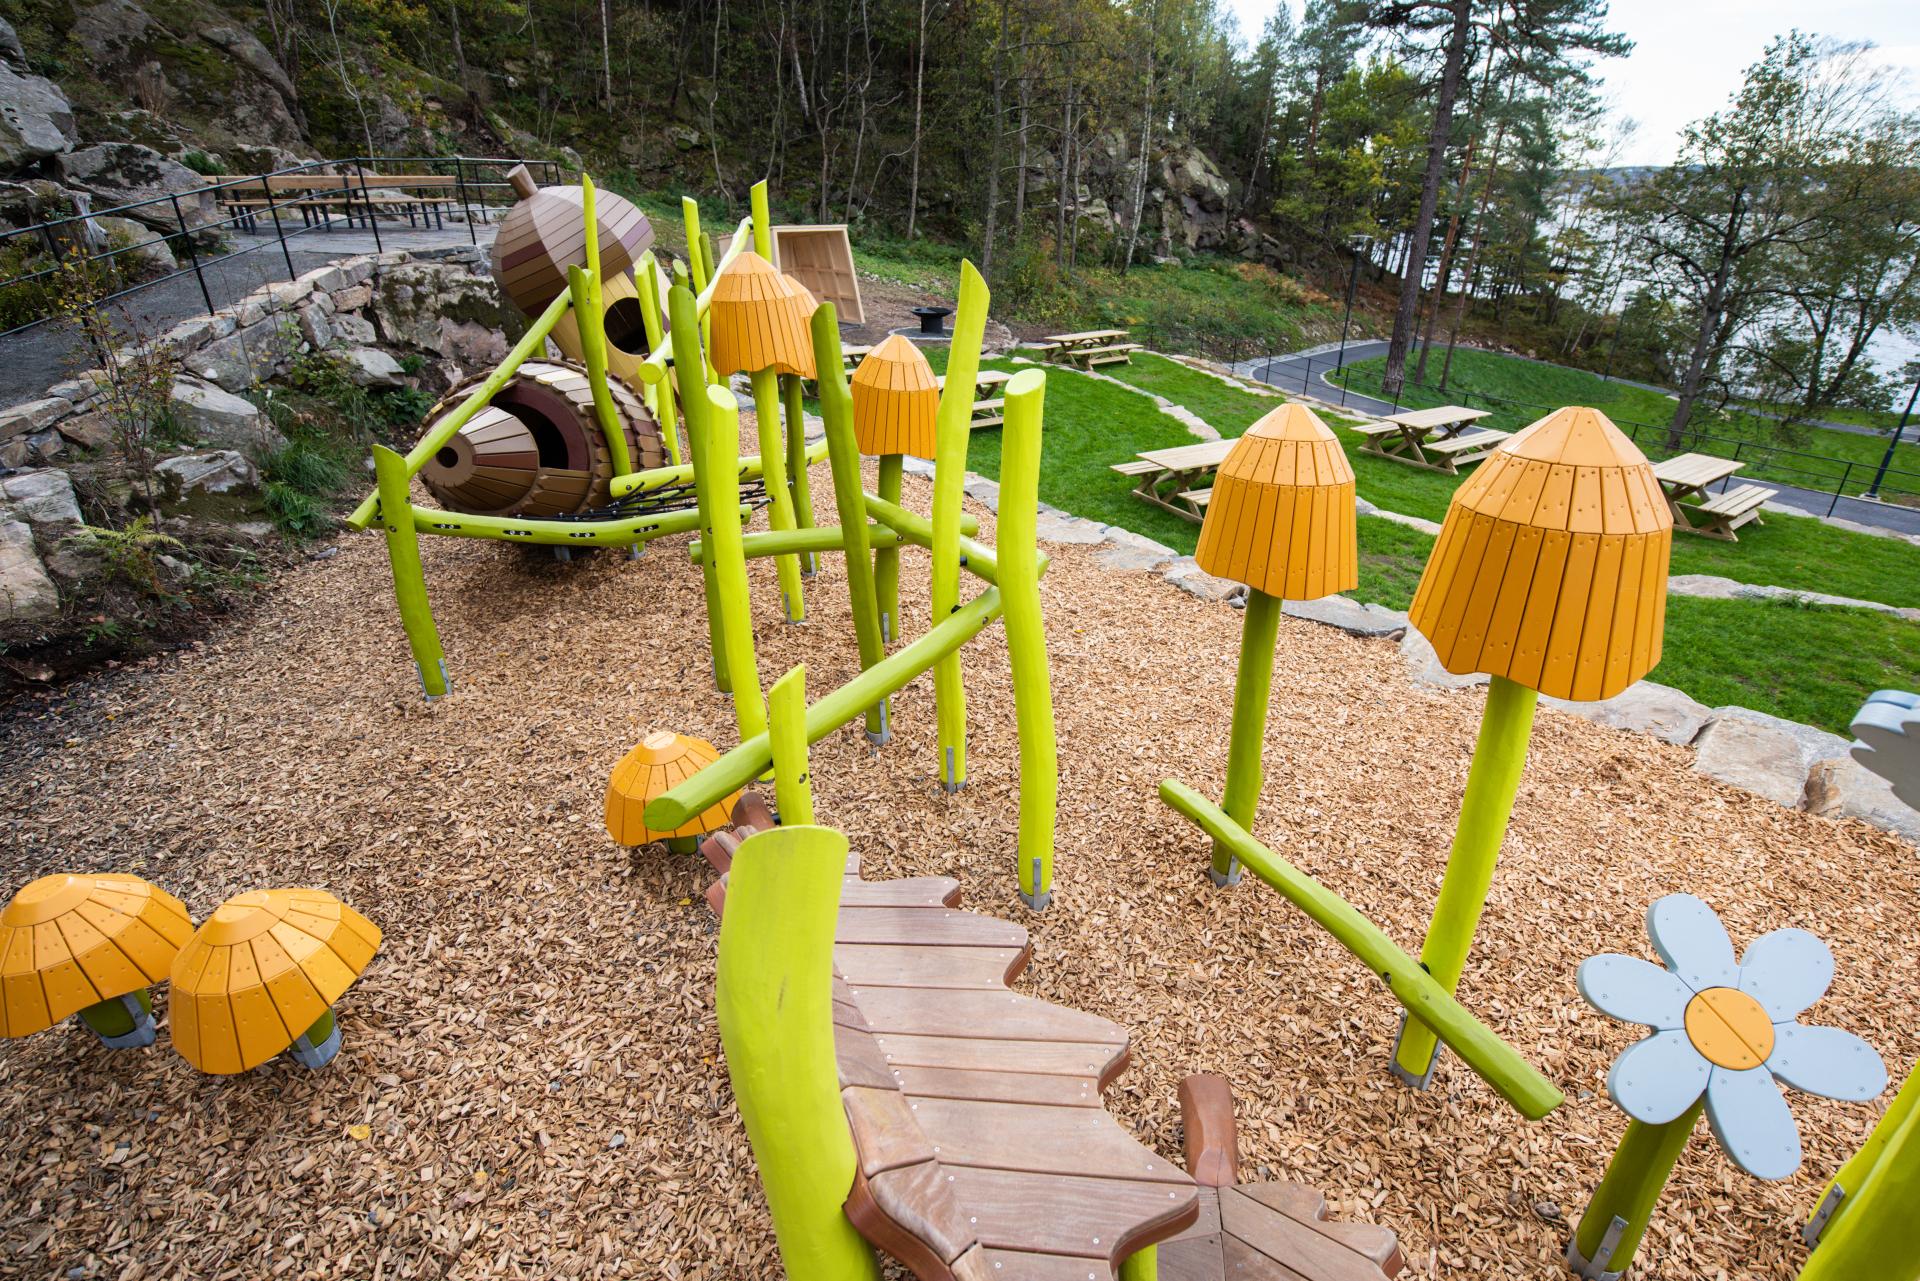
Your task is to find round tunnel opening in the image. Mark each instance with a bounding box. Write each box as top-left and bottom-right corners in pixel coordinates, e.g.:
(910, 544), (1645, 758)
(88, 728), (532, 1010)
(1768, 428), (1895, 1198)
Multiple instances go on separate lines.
(604, 297), (650, 355)
(435, 447), (459, 469)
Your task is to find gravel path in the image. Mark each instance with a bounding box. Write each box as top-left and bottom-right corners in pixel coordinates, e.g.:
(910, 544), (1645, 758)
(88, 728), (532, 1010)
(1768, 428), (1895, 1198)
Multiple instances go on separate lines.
(0, 452), (1913, 1280)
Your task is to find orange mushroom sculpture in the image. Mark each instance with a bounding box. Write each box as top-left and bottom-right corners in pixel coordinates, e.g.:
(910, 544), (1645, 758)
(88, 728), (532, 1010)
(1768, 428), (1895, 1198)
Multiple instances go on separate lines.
(606, 731), (743, 854)
(851, 334), (942, 648)
(0, 873), (193, 1049)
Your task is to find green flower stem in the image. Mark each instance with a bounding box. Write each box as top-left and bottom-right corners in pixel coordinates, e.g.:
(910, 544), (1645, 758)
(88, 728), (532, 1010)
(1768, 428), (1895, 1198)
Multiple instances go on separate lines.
(1213, 588), (1281, 885)
(1571, 1102), (1703, 1277)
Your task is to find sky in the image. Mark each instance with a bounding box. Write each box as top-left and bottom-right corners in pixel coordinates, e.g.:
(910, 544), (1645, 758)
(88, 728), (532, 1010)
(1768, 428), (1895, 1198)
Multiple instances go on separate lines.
(1229, 0), (1920, 167)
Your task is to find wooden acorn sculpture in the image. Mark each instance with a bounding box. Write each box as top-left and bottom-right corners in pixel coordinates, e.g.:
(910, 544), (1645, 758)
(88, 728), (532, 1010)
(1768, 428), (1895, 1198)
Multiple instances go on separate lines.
(0, 873), (193, 1049)
(1391, 405), (1672, 1088)
(1191, 402), (1358, 886)
(170, 889), (381, 1073)
(490, 164), (655, 318)
(708, 251), (819, 621)
(851, 334), (941, 650)
(606, 731), (743, 854)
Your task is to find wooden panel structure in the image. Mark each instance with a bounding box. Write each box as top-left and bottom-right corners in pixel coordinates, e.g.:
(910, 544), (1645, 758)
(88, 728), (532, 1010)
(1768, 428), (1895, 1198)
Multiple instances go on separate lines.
(489, 169), (655, 317)
(1193, 403), (1358, 601)
(170, 889), (382, 1075)
(1407, 406), (1672, 702)
(605, 732), (740, 846)
(709, 252), (819, 379)
(852, 335), (940, 459)
(417, 360), (664, 518)
(0, 874), (193, 1038)
(773, 225), (864, 325)
(704, 798), (1200, 1279)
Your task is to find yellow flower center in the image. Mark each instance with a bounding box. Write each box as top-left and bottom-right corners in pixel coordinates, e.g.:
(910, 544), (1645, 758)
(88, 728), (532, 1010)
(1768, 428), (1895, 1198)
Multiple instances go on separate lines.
(1684, 986), (1776, 1070)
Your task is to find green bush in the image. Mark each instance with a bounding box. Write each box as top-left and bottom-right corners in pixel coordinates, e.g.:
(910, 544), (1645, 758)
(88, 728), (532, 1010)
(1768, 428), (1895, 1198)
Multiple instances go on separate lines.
(180, 150), (225, 176)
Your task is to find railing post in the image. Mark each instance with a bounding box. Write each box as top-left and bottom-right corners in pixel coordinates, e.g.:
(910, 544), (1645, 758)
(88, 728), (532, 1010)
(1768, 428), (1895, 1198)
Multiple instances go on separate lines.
(454, 157), (477, 244)
(264, 178), (296, 281)
(355, 163), (384, 253)
(169, 192), (215, 315)
(1830, 463), (1850, 517)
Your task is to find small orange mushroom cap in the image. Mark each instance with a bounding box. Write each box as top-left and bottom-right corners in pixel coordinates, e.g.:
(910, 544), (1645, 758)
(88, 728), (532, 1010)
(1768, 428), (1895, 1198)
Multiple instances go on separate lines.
(605, 731), (742, 846)
(1408, 406), (1672, 702)
(0, 873), (193, 1038)
(708, 252), (817, 379)
(850, 335), (940, 459)
(1194, 403), (1358, 601)
(169, 889), (382, 1074)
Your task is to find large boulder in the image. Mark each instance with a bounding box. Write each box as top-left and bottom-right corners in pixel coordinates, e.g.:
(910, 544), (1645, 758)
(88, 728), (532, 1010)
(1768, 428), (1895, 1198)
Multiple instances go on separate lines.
(337, 346), (403, 387)
(0, 520), (59, 623)
(168, 378), (285, 453)
(70, 0), (152, 64)
(372, 261), (524, 363)
(0, 63), (79, 171)
(1, 468), (88, 583)
(200, 26), (297, 104)
(54, 144), (218, 231)
(94, 215), (177, 274)
(1542, 681), (1714, 747)
(154, 450), (259, 499)
(1805, 758), (1920, 845)
(1690, 708), (1852, 810)
(0, 17), (25, 64)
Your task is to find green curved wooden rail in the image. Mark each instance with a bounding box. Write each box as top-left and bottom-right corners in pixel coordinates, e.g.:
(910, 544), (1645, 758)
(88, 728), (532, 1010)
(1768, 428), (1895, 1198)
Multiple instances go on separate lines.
(1157, 779), (1563, 1120)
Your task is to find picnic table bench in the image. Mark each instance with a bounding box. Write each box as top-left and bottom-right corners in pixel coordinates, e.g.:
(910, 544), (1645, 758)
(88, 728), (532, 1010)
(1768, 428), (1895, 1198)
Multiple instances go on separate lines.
(1111, 438), (1235, 523)
(703, 798), (1404, 1280)
(938, 367), (1015, 430)
(1354, 406), (1509, 474)
(1038, 329), (1142, 369)
(1650, 452), (1777, 541)
(216, 173), (463, 232)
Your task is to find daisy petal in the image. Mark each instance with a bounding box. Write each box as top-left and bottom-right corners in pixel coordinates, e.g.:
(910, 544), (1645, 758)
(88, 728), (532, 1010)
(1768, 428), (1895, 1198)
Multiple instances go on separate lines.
(1607, 1028), (1710, 1124)
(1706, 1065), (1802, 1180)
(1577, 955), (1691, 1029)
(1646, 894), (1739, 992)
(1737, 929), (1834, 1020)
(1767, 1024), (1887, 1102)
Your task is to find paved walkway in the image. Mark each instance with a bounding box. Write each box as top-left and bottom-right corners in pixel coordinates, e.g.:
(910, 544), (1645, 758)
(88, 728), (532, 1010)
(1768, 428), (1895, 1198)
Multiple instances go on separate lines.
(1239, 342), (1920, 538)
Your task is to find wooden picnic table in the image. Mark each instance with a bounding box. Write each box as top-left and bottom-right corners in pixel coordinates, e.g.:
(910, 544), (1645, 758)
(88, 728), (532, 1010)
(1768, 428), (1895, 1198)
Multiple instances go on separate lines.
(1040, 328), (1142, 369)
(839, 342), (873, 367)
(1352, 405), (1509, 474)
(937, 367), (1015, 430)
(1650, 452), (1778, 541)
(1110, 437), (1236, 523)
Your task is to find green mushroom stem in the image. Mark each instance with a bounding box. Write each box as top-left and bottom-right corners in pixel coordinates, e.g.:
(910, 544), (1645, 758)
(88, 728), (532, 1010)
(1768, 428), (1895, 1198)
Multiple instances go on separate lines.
(76, 988), (151, 1040)
(1211, 588), (1283, 886)
(668, 284), (731, 693)
(749, 368), (808, 623)
(873, 453), (905, 645)
(303, 1009), (336, 1047)
(1801, 1063), (1920, 1279)
(780, 375), (818, 576)
(666, 835), (699, 855)
(1393, 673), (1538, 1083)
(1569, 1101), (1703, 1278)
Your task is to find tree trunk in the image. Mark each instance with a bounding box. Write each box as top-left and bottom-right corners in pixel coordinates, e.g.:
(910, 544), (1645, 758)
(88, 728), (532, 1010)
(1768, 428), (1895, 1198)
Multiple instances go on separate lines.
(1014, 78), (1030, 239)
(1122, 0), (1158, 274)
(1381, 0), (1472, 399)
(906, 0), (928, 238)
(1668, 270), (1731, 448)
(599, 0), (613, 106)
(1056, 78), (1074, 269)
(981, 0), (1009, 278)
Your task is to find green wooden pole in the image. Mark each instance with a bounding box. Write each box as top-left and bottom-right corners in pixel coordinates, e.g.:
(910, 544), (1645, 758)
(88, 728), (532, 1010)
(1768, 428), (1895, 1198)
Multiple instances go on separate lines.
(1393, 673), (1539, 1085)
(1801, 1065), (1920, 1281)
(1569, 1103), (1703, 1279)
(406, 502), (714, 545)
(715, 820), (881, 1281)
(1118, 1245), (1157, 1281)
(750, 367), (808, 623)
(782, 374), (819, 575)
(997, 368), (1057, 909)
(669, 284), (731, 693)
(567, 264), (634, 480)
(681, 196), (719, 384)
(372, 443), (449, 698)
(647, 588), (1006, 831)
(1211, 588), (1282, 887)
(767, 666), (814, 825)
(930, 261), (989, 793)
(751, 179), (773, 256)
(637, 254), (682, 466)
(1159, 779), (1563, 1119)
(810, 304), (891, 743)
(346, 289), (572, 528)
(874, 454), (905, 645)
(704, 384), (767, 744)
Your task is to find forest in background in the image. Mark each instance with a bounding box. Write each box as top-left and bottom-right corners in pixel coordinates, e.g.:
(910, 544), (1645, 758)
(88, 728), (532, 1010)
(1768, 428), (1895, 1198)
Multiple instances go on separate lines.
(8, 0), (1920, 437)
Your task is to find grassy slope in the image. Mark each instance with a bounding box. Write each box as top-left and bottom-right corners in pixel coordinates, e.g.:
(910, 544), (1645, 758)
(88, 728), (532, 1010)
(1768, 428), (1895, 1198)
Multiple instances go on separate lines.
(1333, 350), (1920, 494)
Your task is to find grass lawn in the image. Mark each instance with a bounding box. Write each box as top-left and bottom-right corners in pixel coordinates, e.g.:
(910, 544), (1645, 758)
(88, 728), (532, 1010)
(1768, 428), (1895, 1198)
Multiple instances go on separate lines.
(1332, 350), (1920, 499)
(1100, 352), (1285, 434)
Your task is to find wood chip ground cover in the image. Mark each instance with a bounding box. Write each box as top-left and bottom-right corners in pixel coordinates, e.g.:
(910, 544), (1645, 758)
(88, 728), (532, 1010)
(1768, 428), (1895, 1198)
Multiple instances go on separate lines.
(0, 450), (1913, 1280)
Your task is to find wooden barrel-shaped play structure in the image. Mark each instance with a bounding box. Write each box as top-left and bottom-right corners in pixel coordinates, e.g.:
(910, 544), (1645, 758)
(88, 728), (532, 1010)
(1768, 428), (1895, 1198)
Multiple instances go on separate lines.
(418, 360), (666, 518)
(490, 166), (655, 317)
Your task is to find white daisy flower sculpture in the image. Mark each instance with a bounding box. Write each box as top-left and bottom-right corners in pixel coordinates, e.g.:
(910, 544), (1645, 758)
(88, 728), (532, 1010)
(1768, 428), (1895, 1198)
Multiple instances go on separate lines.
(1566, 893), (1887, 1280)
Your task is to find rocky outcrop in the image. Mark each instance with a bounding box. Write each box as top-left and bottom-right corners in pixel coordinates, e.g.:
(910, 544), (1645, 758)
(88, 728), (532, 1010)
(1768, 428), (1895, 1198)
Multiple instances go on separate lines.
(0, 520), (59, 622)
(54, 144), (218, 229)
(0, 469), (90, 622)
(154, 450), (259, 498)
(169, 378), (284, 453)
(0, 62), (79, 172)
(372, 260), (525, 365)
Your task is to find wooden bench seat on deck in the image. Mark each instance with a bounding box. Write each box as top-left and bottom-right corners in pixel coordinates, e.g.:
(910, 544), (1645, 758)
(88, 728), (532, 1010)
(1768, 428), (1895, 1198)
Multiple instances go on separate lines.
(702, 799), (1406, 1281)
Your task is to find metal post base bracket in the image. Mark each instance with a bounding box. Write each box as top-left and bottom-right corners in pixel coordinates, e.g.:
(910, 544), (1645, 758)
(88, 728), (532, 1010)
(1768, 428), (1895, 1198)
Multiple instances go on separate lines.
(291, 1016), (343, 1070)
(1802, 1185), (1845, 1248)
(1208, 858), (1243, 888)
(1388, 1010), (1442, 1090)
(87, 994), (157, 1050)
(417, 660), (451, 701)
(1566, 1216), (1629, 1281)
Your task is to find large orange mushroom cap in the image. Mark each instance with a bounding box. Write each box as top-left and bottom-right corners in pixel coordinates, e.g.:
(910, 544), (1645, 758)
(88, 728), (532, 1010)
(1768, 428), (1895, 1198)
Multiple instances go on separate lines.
(169, 889), (382, 1074)
(0, 873), (193, 1038)
(707, 252), (818, 379)
(1408, 406), (1673, 702)
(850, 335), (940, 459)
(605, 731), (742, 846)
(1193, 402), (1358, 601)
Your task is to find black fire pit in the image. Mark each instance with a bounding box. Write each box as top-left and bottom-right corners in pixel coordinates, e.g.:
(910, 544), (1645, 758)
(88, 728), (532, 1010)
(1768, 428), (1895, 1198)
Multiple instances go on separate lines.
(911, 305), (954, 336)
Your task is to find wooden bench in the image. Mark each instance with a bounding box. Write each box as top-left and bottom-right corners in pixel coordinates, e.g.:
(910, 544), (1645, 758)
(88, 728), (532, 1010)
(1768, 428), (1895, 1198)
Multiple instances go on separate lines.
(1175, 488), (1213, 510)
(218, 173), (463, 232)
(1424, 430), (1510, 461)
(1688, 482), (1776, 541)
(1074, 343), (1144, 368)
(1110, 459), (1163, 477)
(703, 799), (1406, 1280)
